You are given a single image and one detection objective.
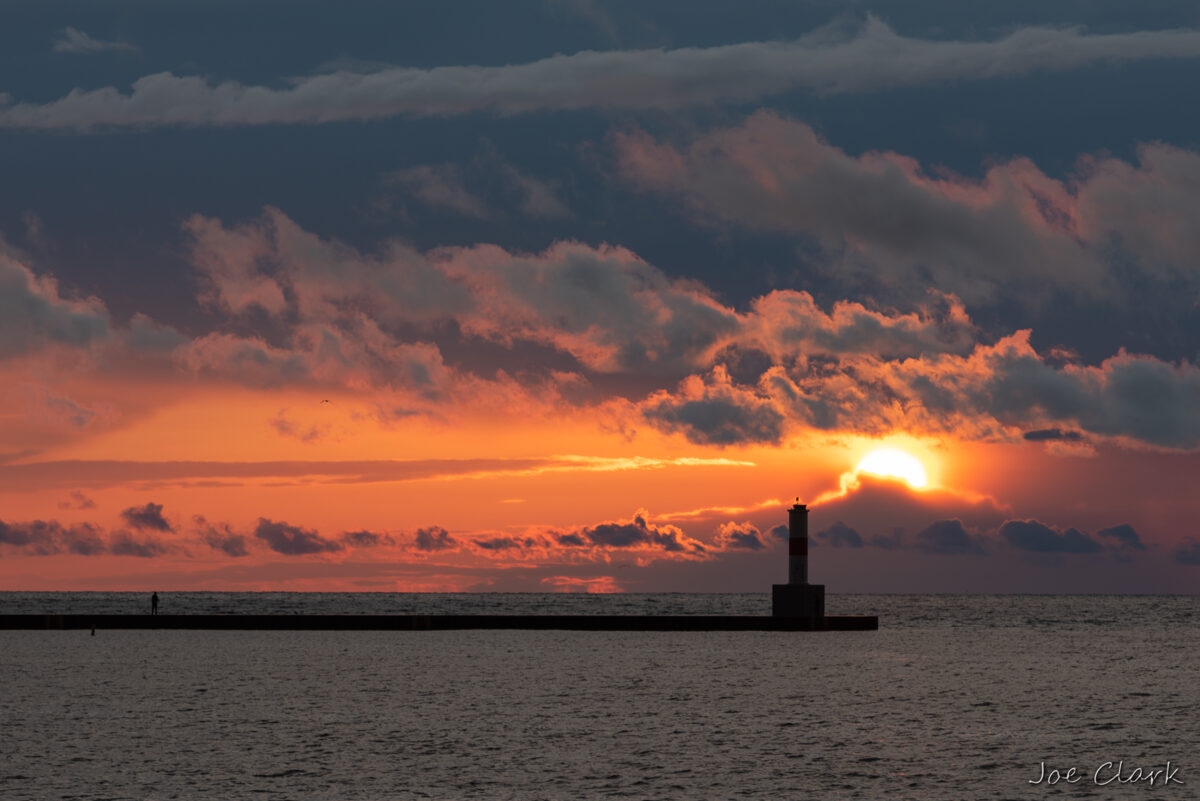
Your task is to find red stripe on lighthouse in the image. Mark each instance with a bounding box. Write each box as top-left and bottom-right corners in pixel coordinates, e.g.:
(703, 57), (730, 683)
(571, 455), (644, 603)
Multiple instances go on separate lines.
(789, 538), (807, 555)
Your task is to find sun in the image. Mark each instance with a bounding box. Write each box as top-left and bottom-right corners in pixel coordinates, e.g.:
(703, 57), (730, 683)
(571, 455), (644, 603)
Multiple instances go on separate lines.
(855, 448), (929, 489)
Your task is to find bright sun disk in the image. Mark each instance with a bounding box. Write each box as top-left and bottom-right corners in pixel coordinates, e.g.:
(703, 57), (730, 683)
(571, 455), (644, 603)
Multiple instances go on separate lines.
(855, 448), (929, 489)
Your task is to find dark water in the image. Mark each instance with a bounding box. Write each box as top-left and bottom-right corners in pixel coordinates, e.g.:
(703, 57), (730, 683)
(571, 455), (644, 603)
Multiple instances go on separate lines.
(2, 594), (1196, 799)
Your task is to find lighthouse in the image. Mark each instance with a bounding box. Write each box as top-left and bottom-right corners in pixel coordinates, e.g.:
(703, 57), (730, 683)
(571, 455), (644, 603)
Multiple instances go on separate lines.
(772, 500), (825, 619)
(788, 501), (808, 584)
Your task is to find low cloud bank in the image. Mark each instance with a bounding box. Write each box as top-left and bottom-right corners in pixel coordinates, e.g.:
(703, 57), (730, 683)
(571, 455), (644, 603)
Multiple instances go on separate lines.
(8, 18), (1200, 129)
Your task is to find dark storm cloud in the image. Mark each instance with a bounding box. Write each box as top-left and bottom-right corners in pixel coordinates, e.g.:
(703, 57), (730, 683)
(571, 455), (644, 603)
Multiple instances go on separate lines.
(7, 18), (1200, 129)
(253, 518), (343, 555)
(413, 526), (455, 551)
(999, 520), (1102, 554)
(120, 502), (174, 532)
(193, 516), (250, 557)
(1023, 428), (1086, 442)
(914, 519), (986, 555)
(814, 521), (864, 548)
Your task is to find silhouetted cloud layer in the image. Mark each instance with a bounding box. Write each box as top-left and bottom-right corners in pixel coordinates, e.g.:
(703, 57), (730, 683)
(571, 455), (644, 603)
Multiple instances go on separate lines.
(574, 511), (706, 554)
(120, 502), (173, 532)
(1024, 428), (1086, 442)
(802, 477), (1148, 560)
(193, 516), (250, 557)
(916, 519), (986, 555)
(1174, 540), (1200, 565)
(253, 518), (343, 555)
(2, 511), (389, 559)
(413, 526), (455, 551)
(0, 518), (149, 556)
(341, 530), (395, 548)
(713, 521), (767, 550)
(999, 520), (1102, 554)
(0, 487), (1163, 585)
(7, 18), (1200, 129)
(815, 521), (864, 548)
(0, 518), (105, 554)
(1096, 524), (1146, 552)
(108, 530), (169, 557)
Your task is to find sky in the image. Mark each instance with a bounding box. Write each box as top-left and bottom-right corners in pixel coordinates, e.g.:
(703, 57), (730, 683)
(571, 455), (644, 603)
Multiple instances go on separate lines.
(3, 1), (1200, 593)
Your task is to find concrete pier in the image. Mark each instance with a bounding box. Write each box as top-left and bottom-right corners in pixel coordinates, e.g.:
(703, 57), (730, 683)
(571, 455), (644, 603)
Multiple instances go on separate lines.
(0, 614), (878, 631)
(0, 498), (878, 632)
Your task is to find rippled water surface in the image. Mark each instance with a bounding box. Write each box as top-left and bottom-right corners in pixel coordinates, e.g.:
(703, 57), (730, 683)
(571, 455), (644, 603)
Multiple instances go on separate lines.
(2, 594), (1196, 800)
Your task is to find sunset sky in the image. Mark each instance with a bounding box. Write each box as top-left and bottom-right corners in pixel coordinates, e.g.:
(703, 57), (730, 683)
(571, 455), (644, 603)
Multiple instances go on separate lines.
(3, 1), (1200, 593)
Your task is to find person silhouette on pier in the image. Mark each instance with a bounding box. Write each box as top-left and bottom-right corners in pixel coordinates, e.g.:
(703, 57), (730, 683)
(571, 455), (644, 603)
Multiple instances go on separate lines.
(151, 592), (159, 615)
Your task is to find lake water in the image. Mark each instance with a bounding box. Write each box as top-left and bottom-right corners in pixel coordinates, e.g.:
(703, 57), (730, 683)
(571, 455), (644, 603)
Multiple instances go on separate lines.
(1, 594), (1195, 800)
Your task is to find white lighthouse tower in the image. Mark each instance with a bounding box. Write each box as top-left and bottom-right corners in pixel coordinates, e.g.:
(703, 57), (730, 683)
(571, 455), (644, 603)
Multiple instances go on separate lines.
(772, 500), (825, 619)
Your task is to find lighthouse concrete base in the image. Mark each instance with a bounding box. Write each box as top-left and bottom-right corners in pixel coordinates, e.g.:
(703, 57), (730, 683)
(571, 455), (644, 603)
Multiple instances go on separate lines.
(772, 583), (825, 618)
